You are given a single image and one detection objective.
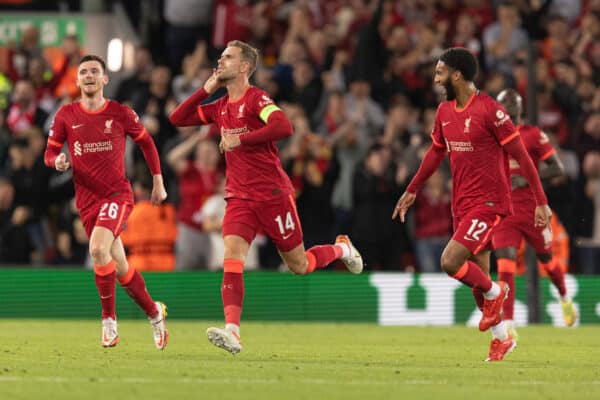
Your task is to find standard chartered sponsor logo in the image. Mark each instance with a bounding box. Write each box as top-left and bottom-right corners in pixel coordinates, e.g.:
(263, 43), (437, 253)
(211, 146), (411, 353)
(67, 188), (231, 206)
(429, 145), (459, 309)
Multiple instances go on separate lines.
(448, 140), (474, 152)
(73, 140), (112, 156)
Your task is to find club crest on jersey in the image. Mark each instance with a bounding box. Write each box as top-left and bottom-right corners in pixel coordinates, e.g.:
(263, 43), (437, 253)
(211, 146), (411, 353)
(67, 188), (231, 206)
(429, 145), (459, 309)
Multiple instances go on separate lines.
(464, 116), (472, 133)
(104, 119), (113, 133)
(237, 103), (245, 118)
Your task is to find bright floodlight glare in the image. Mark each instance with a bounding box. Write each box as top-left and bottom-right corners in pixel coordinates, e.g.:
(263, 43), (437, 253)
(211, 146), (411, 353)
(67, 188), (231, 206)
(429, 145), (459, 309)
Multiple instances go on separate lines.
(107, 38), (123, 72)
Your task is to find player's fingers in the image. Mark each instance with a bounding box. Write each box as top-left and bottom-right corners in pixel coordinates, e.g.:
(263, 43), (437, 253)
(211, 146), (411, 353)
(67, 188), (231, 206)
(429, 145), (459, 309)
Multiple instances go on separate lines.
(392, 206), (399, 220)
(400, 209), (406, 223)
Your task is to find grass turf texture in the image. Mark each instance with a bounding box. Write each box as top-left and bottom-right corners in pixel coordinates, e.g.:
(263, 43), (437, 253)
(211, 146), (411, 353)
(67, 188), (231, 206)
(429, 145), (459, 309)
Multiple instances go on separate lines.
(0, 320), (598, 400)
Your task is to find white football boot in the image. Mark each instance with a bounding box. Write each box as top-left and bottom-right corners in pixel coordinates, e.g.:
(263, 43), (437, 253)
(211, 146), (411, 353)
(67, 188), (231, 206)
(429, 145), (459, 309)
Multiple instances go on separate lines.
(149, 301), (168, 350)
(335, 235), (364, 274)
(206, 327), (242, 355)
(101, 317), (119, 348)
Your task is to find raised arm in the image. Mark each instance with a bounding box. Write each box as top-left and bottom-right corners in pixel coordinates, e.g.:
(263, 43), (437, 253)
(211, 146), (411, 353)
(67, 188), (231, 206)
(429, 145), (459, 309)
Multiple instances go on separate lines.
(169, 69), (223, 127)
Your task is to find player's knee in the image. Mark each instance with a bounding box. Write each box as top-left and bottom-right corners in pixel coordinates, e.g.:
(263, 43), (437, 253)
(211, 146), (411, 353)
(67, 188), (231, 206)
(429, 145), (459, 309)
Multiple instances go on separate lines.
(89, 244), (109, 264)
(286, 258), (308, 275)
(440, 253), (460, 275)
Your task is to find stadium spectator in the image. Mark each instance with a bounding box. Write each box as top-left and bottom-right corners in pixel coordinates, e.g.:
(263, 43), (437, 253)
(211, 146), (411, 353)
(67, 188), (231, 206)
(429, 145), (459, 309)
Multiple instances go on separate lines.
(482, 2), (528, 74)
(6, 24), (42, 83)
(575, 151), (600, 274)
(121, 178), (177, 272)
(115, 46), (154, 105)
(51, 34), (83, 101)
(6, 79), (48, 136)
(166, 130), (222, 270)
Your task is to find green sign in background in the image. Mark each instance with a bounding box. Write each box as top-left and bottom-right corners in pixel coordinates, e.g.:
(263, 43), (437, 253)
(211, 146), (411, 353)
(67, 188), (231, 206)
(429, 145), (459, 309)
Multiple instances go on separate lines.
(0, 269), (599, 324)
(0, 16), (85, 47)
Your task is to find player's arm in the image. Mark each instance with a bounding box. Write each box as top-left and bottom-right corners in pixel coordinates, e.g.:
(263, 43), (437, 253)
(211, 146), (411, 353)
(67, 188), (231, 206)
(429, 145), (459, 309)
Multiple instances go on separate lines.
(125, 106), (166, 205)
(219, 93), (293, 152)
(44, 110), (69, 171)
(392, 142), (446, 222)
(239, 109), (293, 145)
(538, 153), (564, 181)
(169, 69), (222, 127)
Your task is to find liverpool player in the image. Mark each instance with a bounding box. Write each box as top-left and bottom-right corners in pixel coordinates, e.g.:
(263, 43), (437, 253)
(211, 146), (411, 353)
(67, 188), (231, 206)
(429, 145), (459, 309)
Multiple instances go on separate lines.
(169, 40), (363, 355)
(392, 48), (551, 361)
(492, 89), (577, 338)
(44, 55), (168, 349)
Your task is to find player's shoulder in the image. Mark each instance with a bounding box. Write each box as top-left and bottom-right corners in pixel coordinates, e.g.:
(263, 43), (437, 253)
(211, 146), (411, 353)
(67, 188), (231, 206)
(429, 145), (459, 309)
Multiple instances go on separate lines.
(247, 86), (275, 107)
(520, 124), (541, 135)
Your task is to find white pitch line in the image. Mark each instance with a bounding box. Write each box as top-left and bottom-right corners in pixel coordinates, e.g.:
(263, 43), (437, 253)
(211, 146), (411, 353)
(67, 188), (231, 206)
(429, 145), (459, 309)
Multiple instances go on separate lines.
(1, 376), (599, 385)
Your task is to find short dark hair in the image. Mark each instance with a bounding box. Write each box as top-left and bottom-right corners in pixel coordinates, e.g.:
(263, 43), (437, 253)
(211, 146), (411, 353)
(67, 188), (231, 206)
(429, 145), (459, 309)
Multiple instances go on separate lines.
(439, 47), (478, 82)
(79, 54), (106, 73)
(227, 40), (259, 77)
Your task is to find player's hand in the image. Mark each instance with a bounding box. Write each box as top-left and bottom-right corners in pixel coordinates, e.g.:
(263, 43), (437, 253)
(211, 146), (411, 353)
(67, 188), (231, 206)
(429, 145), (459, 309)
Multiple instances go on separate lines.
(151, 175), (167, 205)
(219, 133), (241, 152)
(534, 204), (552, 227)
(203, 68), (224, 94)
(55, 153), (70, 172)
(392, 191), (416, 222)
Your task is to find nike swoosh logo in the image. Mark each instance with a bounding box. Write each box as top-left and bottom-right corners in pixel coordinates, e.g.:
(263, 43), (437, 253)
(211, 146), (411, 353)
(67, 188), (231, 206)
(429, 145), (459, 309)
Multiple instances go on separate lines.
(72, 124), (84, 129)
(442, 122), (451, 127)
(282, 233), (293, 240)
(463, 236), (477, 242)
(100, 295), (112, 299)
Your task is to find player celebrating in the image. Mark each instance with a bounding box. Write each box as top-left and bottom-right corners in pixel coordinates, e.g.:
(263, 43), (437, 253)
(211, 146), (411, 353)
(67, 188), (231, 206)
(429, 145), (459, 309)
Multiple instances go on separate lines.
(393, 48), (551, 362)
(44, 55), (168, 350)
(492, 89), (577, 338)
(169, 40), (363, 355)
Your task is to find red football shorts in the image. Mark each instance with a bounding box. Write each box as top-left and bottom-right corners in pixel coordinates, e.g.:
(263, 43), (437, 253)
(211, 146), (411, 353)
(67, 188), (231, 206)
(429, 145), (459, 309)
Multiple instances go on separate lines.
(452, 206), (504, 255)
(492, 205), (552, 254)
(222, 194), (303, 252)
(80, 200), (133, 238)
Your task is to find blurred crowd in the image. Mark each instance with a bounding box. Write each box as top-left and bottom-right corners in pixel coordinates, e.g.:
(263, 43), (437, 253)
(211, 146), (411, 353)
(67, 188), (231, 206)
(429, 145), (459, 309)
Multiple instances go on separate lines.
(0, 0), (599, 273)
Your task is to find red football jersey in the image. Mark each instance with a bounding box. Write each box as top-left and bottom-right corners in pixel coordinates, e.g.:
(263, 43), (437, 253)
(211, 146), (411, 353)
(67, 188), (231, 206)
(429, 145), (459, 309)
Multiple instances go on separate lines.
(509, 124), (555, 205)
(48, 100), (144, 211)
(197, 86), (294, 202)
(431, 91), (518, 218)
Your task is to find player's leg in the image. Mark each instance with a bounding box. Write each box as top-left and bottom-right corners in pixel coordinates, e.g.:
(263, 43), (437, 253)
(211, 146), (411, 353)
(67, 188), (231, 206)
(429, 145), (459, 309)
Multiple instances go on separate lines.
(267, 194), (362, 274)
(537, 251), (577, 326)
(469, 249), (516, 361)
(111, 237), (168, 349)
(528, 221), (577, 326)
(89, 225), (118, 347)
(446, 210), (507, 333)
(206, 234), (249, 355)
(494, 246), (518, 338)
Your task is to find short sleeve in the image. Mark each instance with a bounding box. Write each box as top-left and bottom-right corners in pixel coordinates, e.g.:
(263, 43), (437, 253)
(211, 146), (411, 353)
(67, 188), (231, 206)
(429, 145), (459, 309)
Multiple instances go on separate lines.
(47, 107), (68, 147)
(487, 99), (519, 146)
(122, 105), (147, 141)
(430, 107), (446, 149)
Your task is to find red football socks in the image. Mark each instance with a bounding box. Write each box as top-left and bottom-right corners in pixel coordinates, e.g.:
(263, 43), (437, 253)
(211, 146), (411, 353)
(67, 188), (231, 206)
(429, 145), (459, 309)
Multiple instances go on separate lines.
(94, 260), (116, 320)
(542, 260), (567, 297)
(452, 261), (493, 292)
(305, 245), (343, 274)
(223, 259), (244, 326)
(118, 268), (158, 318)
(497, 258), (517, 320)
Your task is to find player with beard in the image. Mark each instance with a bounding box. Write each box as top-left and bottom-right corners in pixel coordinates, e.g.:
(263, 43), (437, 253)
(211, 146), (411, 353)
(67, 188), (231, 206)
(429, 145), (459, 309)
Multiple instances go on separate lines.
(44, 55), (169, 349)
(169, 40), (363, 355)
(492, 89), (577, 337)
(393, 48), (552, 361)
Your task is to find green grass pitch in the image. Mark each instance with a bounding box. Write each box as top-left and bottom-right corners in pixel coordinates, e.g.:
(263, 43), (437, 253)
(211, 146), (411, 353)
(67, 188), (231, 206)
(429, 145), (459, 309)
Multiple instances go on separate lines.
(0, 320), (599, 400)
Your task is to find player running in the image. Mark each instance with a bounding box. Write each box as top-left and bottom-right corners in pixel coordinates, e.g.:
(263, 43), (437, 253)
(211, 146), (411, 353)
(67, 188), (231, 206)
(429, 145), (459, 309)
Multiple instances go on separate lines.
(393, 48), (552, 362)
(492, 89), (577, 338)
(44, 55), (168, 350)
(169, 40), (363, 355)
